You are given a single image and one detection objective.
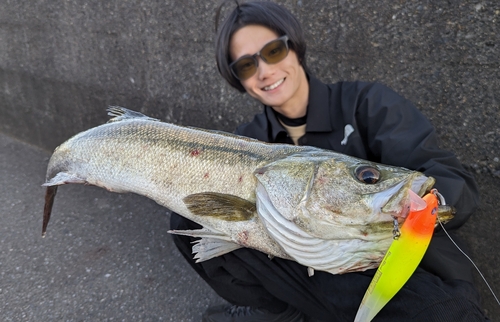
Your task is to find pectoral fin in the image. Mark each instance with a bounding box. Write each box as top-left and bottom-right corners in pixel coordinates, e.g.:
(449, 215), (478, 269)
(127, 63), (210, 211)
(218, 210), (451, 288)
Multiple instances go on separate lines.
(183, 193), (256, 222)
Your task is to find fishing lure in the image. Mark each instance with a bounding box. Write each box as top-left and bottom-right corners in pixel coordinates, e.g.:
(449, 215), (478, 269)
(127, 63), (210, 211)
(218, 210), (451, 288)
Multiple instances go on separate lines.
(354, 190), (439, 321)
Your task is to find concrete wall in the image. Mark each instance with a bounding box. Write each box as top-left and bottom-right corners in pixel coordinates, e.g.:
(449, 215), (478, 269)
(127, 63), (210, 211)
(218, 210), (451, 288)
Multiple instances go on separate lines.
(1, 0), (499, 317)
(1, 1), (498, 158)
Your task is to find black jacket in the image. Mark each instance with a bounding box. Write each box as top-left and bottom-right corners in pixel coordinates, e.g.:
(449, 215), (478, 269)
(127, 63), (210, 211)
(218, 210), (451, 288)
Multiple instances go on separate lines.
(236, 75), (480, 282)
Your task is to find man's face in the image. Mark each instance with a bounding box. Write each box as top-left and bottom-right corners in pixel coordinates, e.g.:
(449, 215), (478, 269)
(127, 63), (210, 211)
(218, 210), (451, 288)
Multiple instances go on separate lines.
(229, 25), (308, 118)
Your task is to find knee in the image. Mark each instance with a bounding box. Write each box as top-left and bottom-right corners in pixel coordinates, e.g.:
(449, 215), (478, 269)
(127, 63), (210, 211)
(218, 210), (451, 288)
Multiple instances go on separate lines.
(169, 211), (202, 230)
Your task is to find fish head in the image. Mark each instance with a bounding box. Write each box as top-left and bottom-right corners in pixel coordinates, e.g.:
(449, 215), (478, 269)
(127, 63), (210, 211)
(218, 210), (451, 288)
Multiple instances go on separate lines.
(254, 152), (435, 239)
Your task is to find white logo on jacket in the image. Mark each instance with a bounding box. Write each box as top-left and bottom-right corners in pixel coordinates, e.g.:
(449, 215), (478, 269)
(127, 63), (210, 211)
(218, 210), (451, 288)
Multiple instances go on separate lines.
(341, 124), (355, 145)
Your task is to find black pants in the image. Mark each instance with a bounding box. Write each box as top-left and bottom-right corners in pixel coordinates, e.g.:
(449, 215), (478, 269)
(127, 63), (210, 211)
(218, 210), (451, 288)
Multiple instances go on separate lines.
(170, 213), (488, 321)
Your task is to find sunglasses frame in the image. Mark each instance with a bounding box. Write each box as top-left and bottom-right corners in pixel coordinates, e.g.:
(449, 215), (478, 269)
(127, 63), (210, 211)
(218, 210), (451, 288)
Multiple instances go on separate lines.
(229, 35), (290, 81)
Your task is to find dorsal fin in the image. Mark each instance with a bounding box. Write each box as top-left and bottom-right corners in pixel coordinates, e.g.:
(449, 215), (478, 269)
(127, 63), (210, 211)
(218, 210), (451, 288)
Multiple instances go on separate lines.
(106, 106), (160, 123)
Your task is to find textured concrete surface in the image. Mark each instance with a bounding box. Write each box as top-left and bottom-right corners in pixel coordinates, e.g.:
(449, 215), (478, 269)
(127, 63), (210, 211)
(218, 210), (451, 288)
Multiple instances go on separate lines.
(1, 1), (498, 164)
(0, 0), (499, 320)
(0, 133), (223, 321)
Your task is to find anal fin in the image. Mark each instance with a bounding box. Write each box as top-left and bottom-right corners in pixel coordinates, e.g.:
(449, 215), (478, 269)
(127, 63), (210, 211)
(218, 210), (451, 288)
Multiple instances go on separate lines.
(192, 238), (242, 262)
(168, 228), (242, 262)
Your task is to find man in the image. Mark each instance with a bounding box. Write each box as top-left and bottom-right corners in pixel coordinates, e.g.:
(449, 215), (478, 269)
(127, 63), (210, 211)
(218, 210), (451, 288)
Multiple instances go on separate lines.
(171, 1), (487, 321)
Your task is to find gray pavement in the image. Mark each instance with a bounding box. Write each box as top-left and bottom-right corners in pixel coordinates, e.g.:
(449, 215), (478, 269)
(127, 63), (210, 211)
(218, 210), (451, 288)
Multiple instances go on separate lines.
(1, 130), (500, 321)
(0, 133), (223, 321)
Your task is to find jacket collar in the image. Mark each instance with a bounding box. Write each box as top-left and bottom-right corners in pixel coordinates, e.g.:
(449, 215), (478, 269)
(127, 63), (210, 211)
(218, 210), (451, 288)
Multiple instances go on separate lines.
(265, 74), (333, 141)
(305, 75), (333, 132)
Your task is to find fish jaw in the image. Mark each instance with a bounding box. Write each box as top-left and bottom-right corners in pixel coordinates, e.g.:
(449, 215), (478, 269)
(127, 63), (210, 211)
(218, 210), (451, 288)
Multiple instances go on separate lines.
(379, 174), (435, 221)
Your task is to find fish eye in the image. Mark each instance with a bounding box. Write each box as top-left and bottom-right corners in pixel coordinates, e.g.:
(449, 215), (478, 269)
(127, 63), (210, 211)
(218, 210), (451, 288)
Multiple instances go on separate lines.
(354, 166), (380, 184)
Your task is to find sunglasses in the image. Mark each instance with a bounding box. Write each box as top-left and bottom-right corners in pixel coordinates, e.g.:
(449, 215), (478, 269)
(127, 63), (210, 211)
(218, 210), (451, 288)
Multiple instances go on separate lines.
(229, 35), (290, 81)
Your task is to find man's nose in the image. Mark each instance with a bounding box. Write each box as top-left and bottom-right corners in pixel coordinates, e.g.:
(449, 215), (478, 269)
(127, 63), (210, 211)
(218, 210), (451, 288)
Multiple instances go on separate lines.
(255, 56), (275, 80)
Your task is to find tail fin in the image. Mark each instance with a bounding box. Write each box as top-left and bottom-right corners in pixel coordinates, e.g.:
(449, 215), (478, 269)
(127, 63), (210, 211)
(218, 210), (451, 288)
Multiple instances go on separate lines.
(42, 186), (58, 237)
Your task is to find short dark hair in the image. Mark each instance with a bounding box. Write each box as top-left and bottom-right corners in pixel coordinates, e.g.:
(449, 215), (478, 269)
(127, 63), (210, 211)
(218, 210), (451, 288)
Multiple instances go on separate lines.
(215, 1), (308, 93)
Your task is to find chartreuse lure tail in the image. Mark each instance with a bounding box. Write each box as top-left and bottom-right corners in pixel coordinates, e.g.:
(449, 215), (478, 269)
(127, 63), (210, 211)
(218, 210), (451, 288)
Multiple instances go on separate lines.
(354, 191), (439, 322)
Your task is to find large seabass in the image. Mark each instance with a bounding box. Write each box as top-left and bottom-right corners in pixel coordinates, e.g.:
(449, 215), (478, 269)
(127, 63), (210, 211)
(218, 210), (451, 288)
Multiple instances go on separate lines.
(43, 107), (438, 275)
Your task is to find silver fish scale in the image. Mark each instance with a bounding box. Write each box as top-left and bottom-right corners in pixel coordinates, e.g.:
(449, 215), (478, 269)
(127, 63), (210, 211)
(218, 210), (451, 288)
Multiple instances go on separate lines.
(47, 117), (313, 216)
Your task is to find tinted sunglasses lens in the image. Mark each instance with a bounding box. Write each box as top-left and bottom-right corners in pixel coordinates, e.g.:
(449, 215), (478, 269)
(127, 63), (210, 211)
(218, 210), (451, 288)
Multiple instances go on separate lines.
(231, 37), (289, 80)
(261, 38), (288, 64)
(232, 57), (257, 80)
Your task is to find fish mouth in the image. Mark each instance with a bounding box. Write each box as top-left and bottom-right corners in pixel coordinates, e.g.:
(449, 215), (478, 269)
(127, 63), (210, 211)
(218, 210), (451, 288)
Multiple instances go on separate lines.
(411, 175), (436, 197)
(378, 174), (435, 220)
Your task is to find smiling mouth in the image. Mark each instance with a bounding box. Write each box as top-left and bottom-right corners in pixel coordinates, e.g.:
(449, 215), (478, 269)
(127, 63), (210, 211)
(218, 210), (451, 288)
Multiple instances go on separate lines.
(263, 78), (285, 91)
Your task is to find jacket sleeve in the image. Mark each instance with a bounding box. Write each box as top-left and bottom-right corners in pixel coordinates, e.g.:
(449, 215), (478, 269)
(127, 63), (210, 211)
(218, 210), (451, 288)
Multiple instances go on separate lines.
(353, 82), (479, 230)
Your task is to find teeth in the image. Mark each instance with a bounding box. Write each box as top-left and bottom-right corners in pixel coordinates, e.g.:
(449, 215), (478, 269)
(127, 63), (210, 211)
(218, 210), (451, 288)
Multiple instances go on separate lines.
(264, 78), (284, 91)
